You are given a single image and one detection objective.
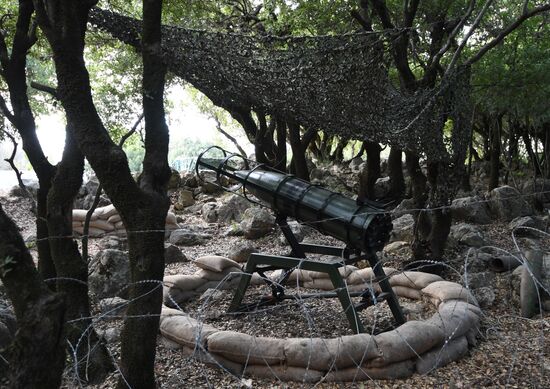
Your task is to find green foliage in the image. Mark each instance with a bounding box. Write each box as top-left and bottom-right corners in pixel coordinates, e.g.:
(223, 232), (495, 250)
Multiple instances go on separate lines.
(0, 255), (15, 277)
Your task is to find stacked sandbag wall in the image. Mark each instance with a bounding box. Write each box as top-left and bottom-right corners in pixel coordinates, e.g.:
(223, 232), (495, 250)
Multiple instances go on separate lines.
(72, 204), (179, 237)
(160, 257), (481, 381)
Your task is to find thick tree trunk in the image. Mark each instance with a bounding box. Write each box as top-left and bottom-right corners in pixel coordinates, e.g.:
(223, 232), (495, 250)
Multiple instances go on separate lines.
(387, 147), (405, 199)
(427, 162), (452, 259)
(0, 203), (66, 388)
(358, 141), (381, 200)
(544, 123), (550, 178)
(288, 121), (309, 180)
(274, 119), (287, 171)
(46, 130), (113, 383)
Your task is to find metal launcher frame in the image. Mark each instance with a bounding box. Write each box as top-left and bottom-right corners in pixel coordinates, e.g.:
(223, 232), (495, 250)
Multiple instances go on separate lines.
(196, 146), (405, 334)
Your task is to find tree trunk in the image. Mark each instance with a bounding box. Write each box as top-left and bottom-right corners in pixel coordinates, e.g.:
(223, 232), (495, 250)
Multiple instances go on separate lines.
(426, 162), (452, 259)
(46, 129), (113, 384)
(358, 141), (381, 200)
(387, 147), (405, 199)
(543, 123), (550, 178)
(405, 151), (429, 260)
(0, 202), (66, 388)
(274, 118), (287, 171)
(489, 116), (501, 190)
(288, 121), (309, 180)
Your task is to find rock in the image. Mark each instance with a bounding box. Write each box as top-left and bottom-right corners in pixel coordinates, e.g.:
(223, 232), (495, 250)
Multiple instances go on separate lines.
(174, 190), (195, 210)
(239, 207), (275, 239)
(471, 286), (495, 308)
(99, 235), (127, 251)
(217, 195), (252, 223)
(450, 223), (486, 247)
(98, 327), (121, 343)
(182, 173), (198, 188)
(522, 179), (550, 210)
(451, 196), (492, 224)
(463, 251), (492, 273)
(279, 221), (305, 245)
(383, 241), (412, 257)
(392, 198), (414, 219)
(372, 177), (391, 199)
(310, 168), (325, 181)
(199, 288), (226, 302)
(168, 169), (182, 189)
(89, 249), (130, 299)
(169, 229), (212, 246)
(201, 203), (218, 223)
(349, 157), (364, 171)
(164, 243), (188, 264)
(488, 186), (533, 221)
(228, 242), (259, 263)
(466, 272), (495, 290)
(201, 181), (222, 194)
(99, 297), (128, 318)
(390, 214), (414, 243)
(509, 216), (545, 237)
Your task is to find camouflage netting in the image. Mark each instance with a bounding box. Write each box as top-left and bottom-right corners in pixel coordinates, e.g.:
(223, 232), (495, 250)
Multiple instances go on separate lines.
(89, 8), (472, 197)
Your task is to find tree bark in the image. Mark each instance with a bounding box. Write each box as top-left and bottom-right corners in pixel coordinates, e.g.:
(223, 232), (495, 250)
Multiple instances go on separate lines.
(0, 202), (66, 388)
(358, 141), (381, 200)
(405, 151), (429, 260)
(387, 147), (405, 199)
(489, 116), (501, 190)
(288, 121), (309, 180)
(46, 129), (113, 384)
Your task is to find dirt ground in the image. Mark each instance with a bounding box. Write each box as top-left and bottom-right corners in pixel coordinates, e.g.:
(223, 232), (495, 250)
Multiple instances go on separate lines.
(1, 190), (549, 389)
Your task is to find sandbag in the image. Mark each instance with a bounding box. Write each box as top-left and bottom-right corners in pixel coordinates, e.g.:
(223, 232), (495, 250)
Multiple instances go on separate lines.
(195, 266), (242, 281)
(164, 289), (197, 306)
(303, 278), (338, 291)
(347, 267), (397, 286)
(426, 300), (480, 340)
(421, 281), (477, 306)
(164, 275), (206, 292)
(284, 335), (380, 371)
(181, 345), (244, 376)
(194, 256), (240, 273)
(324, 359), (415, 381)
(415, 336), (468, 374)
(114, 221), (125, 229)
(160, 312), (218, 348)
(72, 209), (98, 221)
(72, 221), (83, 228)
(370, 320), (445, 366)
(165, 222), (180, 231)
(207, 331), (285, 365)
(389, 272), (443, 289)
(89, 219), (116, 232)
(72, 226), (105, 237)
(107, 214), (122, 224)
(271, 269), (312, 284)
(391, 285), (422, 300)
(308, 265), (358, 280)
(94, 204), (117, 219)
(244, 365), (323, 382)
(195, 277), (240, 293)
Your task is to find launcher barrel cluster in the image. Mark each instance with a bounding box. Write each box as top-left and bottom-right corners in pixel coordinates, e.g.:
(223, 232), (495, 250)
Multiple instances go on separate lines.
(196, 147), (392, 252)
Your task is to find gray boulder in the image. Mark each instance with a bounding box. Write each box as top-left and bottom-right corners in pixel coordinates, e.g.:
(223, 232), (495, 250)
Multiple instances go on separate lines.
(279, 221), (305, 245)
(216, 194), (252, 223)
(471, 286), (495, 308)
(89, 249), (130, 299)
(489, 186), (533, 221)
(450, 223), (486, 247)
(392, 198), (415, 219)
(509, 216), (546, 237)
(168, 169), (182, 189)
(174, 190), (195, 210)
(466, 271), (495, 290)
(201, 203), (218, 223)
(451, 196), (492, 224)
(522, 179), (550, 209)
(99, 297), (128, 318)
(390, 214), (414, 242)
(349, 157), (364, 171)
(228, 242), (259, 263)
(239, 207), (275, 239)
(165, 243), (188, 264)
(169, 229), (212, 246)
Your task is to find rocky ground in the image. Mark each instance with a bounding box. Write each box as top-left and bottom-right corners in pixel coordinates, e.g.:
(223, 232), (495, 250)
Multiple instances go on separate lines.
(1, 160), (549, 388)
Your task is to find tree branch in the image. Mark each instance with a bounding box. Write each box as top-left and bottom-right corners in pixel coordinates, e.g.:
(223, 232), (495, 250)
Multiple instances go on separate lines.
(0, 94), (16, 125)
(465, 3), (550, 67)
(30, 81), (59, 99)
(213, 115), (247, 157)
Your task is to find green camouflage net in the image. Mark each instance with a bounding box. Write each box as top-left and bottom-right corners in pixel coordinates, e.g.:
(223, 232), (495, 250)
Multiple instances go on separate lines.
(89, 8), (473, 203)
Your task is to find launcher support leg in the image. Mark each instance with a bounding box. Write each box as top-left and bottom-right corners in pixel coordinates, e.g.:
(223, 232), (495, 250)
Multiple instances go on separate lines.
(366, 251), (406, 325)
(228, 253), (364, 334)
